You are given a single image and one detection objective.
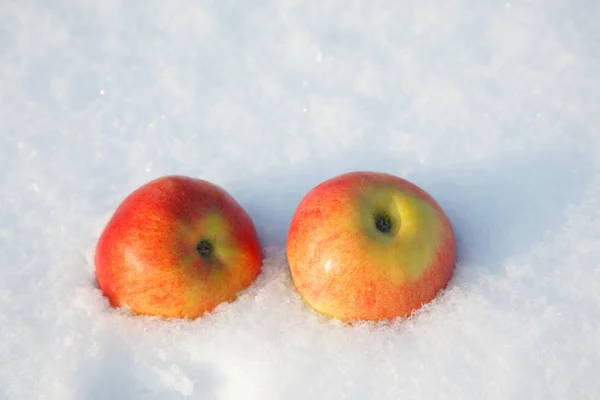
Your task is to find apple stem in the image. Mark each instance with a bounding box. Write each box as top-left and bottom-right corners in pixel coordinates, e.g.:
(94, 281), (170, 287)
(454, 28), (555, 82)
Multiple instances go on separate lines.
(375, 214), (393, 234)
(196, 239), (214, 260)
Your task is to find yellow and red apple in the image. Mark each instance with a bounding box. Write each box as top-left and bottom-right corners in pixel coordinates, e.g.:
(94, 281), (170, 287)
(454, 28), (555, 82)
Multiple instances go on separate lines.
(95, 175), (262, 319)
(287, 171), (456, 321)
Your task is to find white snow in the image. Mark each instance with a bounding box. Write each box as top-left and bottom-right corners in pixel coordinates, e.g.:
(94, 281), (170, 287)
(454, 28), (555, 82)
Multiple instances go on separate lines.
(1, 0), (600, 399)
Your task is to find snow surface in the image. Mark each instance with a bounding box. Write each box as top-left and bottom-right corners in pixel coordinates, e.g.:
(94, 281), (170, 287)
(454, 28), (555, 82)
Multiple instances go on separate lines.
(1, 0), (600, 399)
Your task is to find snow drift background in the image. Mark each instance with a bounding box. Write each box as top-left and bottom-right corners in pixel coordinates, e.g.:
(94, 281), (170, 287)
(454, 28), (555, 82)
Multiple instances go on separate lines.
(1, 1), (599, 399)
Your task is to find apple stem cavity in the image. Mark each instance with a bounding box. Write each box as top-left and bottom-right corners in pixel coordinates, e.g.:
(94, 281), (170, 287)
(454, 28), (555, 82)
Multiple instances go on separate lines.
(375, 214), (393, 235)
(196, 239), (214, 261)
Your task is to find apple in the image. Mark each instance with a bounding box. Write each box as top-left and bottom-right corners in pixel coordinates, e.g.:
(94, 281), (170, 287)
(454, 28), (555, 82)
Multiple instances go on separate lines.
(95, 175), (262, 319)
(286, 171), (456, 321)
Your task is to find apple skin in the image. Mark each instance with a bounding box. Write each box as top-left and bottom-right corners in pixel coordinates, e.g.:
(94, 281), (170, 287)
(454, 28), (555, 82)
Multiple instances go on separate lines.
(286, 171), (456, 321)
(95, 175), (262, 319)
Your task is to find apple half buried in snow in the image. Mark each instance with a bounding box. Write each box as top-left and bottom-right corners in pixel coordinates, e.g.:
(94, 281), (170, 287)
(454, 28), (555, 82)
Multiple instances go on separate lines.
(286, 171), (456, 321)
(95, 175), (262, 319)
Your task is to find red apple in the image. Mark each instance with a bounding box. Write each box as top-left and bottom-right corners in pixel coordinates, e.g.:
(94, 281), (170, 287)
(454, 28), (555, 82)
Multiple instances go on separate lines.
(95, 175), (262, 319)
(287, 171), (456, 321)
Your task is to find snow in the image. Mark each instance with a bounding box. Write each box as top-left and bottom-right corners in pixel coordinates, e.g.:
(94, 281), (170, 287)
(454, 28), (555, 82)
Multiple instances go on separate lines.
(1, 0), (599, 399)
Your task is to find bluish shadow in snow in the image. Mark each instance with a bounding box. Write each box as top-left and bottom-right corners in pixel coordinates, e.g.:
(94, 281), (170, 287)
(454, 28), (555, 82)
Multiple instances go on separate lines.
(416, 147), (593, 276)
(230, 145), (592, 277)
(81, 341), (135, 400)
(81, 337), (221, 400)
